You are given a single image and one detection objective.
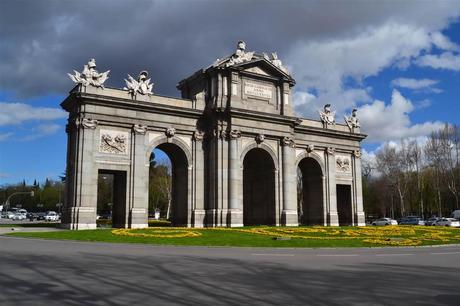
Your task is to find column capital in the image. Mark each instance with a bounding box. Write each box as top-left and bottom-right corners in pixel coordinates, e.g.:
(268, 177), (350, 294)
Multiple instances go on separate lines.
(193, 130), (204, 141)
(78, 117), (98, 129)
(133, 124), (147, 135)
(281, 136), (295, 148)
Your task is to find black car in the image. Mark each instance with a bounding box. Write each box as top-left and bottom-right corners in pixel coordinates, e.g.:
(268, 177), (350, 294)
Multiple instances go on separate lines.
(36, 212), (46, 221)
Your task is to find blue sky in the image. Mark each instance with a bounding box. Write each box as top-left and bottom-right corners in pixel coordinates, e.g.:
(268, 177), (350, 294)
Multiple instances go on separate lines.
(1, 1), (460, 185)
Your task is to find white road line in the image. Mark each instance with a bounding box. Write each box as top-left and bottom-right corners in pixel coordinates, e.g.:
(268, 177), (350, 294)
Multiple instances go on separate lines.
(316, 254), (359, 257)
(251, 253), (295, 257)
(430, 251), (460, 255)
(375, 253), (414, 256)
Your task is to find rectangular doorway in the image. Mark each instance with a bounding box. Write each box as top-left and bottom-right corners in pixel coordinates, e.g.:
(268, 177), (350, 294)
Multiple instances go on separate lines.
(97, 170), (127, 228)
(337, 184), (352, 226)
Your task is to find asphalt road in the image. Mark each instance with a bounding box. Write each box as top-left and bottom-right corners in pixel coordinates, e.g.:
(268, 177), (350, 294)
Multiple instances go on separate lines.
(0, 236), (459, 306)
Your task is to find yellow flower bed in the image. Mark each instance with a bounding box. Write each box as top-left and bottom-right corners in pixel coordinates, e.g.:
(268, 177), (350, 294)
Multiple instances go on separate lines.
(112, 228), (202, 238)
(111, 225), (460, 246)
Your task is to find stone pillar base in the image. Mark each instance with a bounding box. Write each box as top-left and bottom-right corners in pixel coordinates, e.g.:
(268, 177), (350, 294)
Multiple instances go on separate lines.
(281, 210), (298, 226)
(130, 208), (148, 228)
(192, 209), (206, 228)
(60, 223), (97, 230)
(355, 212), (366, 226)
(327, 212), (339, 226)
(205, 209), (217, 227)
(226, 209), (243, 227)
(62, 206), (97, 230)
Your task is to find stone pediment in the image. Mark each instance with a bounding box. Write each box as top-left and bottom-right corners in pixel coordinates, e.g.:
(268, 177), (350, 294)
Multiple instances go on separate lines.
(243, 66), (271, 76)
(232, 58), (295, 84)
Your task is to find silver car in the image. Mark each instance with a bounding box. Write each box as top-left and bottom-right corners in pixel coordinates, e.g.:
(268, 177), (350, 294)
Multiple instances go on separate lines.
(371, 218), (398, 226)
(433, 218), (460, 227)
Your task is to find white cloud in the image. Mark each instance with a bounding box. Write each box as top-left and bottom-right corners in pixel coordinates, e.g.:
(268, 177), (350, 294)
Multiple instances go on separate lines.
(0, 102), (66, 126)
(391, 78), (438, 89)
(21, 123), (61, 141)
(416, 51), (460, 70)
(391, 78), (442, 93)
(358, 90), (443, 143)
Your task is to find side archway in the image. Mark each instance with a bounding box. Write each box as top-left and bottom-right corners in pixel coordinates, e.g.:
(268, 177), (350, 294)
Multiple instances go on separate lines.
(242, 147), (276, 225)
(297, 157), (324, 225)
(147, 136), (192, 226)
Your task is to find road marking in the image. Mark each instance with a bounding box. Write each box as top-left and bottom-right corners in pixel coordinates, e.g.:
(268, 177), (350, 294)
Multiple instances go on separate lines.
(430, 251), (460, 255)
(316, 254), (358, 257)
(251, 253), (295, 257)
(375, 253), (414, 256)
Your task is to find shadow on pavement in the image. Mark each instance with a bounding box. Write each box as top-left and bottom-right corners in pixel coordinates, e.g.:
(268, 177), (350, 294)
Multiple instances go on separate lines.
(0, 251), (459, 306)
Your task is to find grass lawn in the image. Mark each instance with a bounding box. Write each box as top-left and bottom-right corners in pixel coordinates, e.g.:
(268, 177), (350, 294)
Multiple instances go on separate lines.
(7, 225), (460, 248)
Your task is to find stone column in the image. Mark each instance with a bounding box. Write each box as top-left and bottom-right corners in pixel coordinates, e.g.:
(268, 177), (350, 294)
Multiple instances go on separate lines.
(63, 117), (98, 230)
(129, 124), (149, 229)
(353, 150), (366, 226)
(192, 130), (206, 227)
(227, 130), (243, 227)
(281, 137), (298, 226)
(326, 147), (339, 226)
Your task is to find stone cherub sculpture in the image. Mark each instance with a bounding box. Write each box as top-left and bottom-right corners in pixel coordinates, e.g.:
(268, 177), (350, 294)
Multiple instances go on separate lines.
(344, 108), (360, 131)
(124, 70), (154, 95)
(68, 58), (110, 88)
(226, 40), (254, 67)
(319, 104), (336, 125)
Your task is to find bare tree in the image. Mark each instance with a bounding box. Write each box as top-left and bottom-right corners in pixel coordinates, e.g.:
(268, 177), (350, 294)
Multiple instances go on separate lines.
(376, 143), (408, 217)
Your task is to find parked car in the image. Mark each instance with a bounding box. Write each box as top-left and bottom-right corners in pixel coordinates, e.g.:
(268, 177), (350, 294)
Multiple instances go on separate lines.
(44, 211), (59, 222)
(371, 218), (398, 226)
(451, 210), (460, 220)
(11, 213), (26, 221)
(18, 209), (27, 216)
(36, 212), (46, 221)
(5, 211), (16, 219)
(425, 217), (441, 226)
(433, 218), (460, 227)
(399, 216), (425, 226)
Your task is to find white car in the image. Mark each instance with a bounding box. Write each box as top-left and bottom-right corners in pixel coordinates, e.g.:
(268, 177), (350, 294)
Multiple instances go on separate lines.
(5, 211), (16, 219)
(371, 218), (398, 226)
(44, 211), (59, 222)
(11, 213), (26, 220)
(433, 218), (460, 227)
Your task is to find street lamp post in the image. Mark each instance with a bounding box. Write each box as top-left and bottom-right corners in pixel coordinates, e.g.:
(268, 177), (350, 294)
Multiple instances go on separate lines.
(3, 191), (35, 211)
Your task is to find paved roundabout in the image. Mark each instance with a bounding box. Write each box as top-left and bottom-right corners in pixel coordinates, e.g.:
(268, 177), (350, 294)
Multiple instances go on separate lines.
(0, 235), (459, 305)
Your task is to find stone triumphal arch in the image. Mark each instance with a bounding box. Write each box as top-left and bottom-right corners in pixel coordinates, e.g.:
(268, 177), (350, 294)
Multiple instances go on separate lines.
(61, 41), (366, 229)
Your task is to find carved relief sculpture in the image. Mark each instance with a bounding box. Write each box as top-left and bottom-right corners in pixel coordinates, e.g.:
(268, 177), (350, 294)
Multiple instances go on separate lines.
(165, 127), (176, 138)
(124, 70), (154, 95)
(336, 156), (351, 172)
(319, 104), (336, 126)
(344, 108), (360, 132)
(255, 134), (265, 144)
(68, 58), (110, 88)
(306, 144), (315, 153)
(100, 132), (127, 154)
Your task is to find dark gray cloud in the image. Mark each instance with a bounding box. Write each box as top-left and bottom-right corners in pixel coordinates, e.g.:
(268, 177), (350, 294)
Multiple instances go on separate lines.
(1, 0), (459, 99)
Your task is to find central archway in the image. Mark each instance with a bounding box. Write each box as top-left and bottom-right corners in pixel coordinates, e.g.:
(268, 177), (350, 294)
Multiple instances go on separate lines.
(243, 148), (276, 225)
(150, 142), (189, 226)
(298, 157), (324, 225)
